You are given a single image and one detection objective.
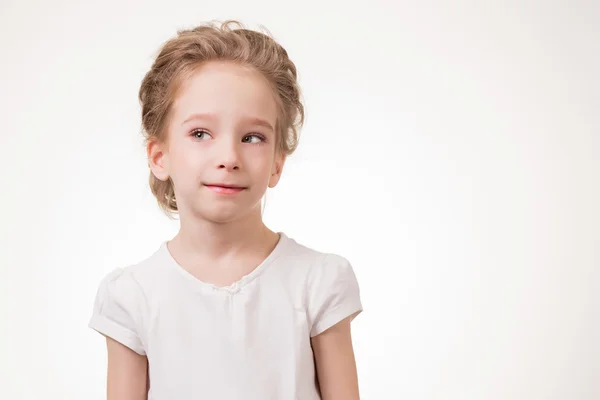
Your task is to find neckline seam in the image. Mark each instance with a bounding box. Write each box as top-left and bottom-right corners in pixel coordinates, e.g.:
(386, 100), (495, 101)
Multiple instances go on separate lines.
(160, 232), (287, 294)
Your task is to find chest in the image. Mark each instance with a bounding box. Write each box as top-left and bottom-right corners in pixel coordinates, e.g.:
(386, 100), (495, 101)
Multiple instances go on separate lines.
(143, 285), (319, 399)
(144, 281), (310, 365)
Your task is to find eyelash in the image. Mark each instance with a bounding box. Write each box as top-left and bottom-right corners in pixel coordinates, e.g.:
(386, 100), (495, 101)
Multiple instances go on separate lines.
(190, 129), (267, 143)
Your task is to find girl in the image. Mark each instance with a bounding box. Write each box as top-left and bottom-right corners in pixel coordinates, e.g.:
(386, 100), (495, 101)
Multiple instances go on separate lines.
(89, 20), (362, 400)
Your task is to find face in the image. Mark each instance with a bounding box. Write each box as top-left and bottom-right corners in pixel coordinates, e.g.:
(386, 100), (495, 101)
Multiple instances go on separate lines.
(148, 61), (285, 223)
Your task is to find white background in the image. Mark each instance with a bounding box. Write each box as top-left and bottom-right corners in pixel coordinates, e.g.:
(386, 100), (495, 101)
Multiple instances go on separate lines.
(1, 0), (598, 399)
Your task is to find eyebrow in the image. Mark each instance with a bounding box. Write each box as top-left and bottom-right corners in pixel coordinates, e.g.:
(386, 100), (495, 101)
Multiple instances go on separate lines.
(182, 113), (275, 132)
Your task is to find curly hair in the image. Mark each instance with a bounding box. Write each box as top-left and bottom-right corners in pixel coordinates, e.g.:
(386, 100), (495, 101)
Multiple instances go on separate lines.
(138, 20), (304, 217)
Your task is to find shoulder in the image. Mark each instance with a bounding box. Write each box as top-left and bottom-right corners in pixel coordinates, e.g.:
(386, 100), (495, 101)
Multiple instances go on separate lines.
(277, 234), (359, 304)
(280, 234), (362, 337)
(93, 243), (166, 304)
(89, 244), (167, 354)
(279, 233), (354, 277)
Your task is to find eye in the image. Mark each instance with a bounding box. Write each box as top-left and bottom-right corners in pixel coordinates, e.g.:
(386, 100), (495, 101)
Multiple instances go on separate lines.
(191, 129), (212, 140)
(242, 134), (266, 144)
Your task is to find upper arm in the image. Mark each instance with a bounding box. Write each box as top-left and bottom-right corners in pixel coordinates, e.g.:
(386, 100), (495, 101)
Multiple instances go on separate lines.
(106, 337), (148, 400)
(307, 254), (362, 338)
(311, 316), (360, 400)
(306, 254), (363, 399)
(89, 267), (149, 399)
(89, 268), (147, 356)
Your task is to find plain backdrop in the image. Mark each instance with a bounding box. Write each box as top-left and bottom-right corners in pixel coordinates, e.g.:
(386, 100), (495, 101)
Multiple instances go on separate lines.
(1, 0), (598, 399)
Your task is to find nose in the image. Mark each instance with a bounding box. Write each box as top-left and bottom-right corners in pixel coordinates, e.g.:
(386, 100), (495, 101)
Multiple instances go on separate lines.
(216, 136), (240, 171)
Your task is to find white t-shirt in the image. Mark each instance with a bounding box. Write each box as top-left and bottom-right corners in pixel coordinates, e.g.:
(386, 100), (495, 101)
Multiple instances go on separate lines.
(89, 232), (362, 400)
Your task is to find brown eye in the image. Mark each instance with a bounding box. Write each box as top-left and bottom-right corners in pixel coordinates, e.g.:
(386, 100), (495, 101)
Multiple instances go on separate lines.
(242, 134), (265, 144)
(192, 129), (212, 140)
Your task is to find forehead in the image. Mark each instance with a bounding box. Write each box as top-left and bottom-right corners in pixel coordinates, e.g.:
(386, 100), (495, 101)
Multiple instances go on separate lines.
(171, 61), (278, 125)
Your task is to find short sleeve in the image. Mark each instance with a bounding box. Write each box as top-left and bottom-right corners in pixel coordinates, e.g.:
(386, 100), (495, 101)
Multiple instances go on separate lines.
(88, 267), (146, 355)
(307, 254), (363, 337)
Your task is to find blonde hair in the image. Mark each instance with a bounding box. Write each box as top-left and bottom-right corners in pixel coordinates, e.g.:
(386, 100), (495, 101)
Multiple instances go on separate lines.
(138, 20), (304, 217)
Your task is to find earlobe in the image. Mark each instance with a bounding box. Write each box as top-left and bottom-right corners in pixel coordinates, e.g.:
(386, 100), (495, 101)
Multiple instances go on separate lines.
(147, 138), (170, 181)
(268, 154), (286, 188)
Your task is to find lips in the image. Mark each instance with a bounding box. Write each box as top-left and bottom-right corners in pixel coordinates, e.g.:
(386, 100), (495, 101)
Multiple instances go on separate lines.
(203, 183), (247, 195)
(204, 183), (247, 189)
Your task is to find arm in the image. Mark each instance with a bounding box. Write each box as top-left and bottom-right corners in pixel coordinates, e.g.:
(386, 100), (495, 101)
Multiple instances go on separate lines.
(106, 337), (148, 400)
(311, 316), (360, 400)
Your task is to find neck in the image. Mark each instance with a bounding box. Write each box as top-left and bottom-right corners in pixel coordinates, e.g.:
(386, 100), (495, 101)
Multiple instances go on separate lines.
(171, 206), (277, 261)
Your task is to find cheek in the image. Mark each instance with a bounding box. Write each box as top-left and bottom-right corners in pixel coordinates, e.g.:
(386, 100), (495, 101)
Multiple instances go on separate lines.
(169, 145), (206, 177)
(245, 149), (274, 172)
(173, 141), (201, 163)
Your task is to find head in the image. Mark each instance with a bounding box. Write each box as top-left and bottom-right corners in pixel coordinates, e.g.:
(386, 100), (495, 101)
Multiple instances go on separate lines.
(139, 20), (304, 223)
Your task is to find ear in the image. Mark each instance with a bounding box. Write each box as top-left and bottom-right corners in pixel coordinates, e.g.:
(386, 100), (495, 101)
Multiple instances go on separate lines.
(268, 152), (286, 188)
(147, 138), (170, 181)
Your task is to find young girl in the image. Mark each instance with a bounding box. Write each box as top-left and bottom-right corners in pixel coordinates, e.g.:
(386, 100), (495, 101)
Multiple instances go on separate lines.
(89, 20), (362, 400)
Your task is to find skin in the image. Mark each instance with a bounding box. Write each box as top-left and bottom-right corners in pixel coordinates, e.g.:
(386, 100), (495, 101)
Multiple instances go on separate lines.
(105, 60), (359, 399)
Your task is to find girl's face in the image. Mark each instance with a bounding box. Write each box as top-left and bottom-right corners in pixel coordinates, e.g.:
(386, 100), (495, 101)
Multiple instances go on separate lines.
(149, 60), (284, 223)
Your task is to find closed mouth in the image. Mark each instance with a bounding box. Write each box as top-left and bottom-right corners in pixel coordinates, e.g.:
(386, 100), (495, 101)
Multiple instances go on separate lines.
(203, 183), (247, 189)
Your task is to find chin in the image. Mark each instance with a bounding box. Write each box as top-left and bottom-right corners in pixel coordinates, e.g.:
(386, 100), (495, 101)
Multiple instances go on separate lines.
(205, 212), (242, 224)
(195, 204), (258, 224)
